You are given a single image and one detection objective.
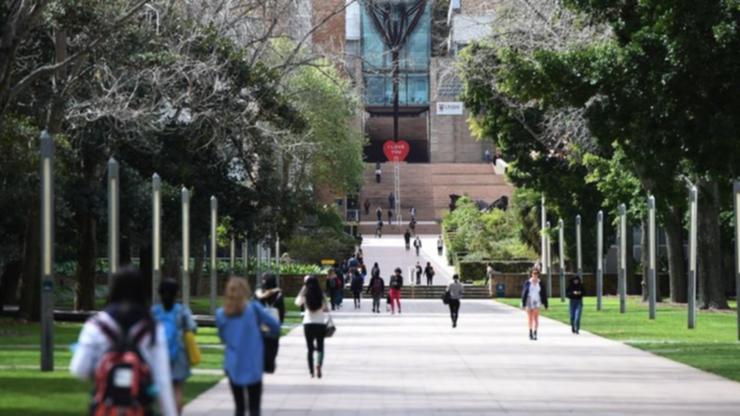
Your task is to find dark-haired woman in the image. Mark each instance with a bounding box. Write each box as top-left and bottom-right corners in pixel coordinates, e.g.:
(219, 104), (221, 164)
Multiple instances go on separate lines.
(70, 267), (177, 415)
(295, 275), (330, 378)
(389, 268), (404, 314)
(152, 278), (197, 413)
(521, 268), (548, 340)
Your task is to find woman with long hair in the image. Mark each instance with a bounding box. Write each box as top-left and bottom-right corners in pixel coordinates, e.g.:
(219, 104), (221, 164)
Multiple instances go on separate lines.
(521, 267), (548, 340)
(216, 277), (280, 415)
(295, 275), (329, 378)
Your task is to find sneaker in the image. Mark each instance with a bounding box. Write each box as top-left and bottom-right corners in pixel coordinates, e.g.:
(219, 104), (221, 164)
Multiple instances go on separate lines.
(534, 331), (538, 341)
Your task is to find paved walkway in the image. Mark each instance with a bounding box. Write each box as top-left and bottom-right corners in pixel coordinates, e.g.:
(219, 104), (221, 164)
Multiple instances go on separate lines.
(185, 300), (740, 415)
(361, 234), (453, 285)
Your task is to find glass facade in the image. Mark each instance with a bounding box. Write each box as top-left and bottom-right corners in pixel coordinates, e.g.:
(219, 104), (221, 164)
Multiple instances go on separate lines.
(361, 0), (431, 106)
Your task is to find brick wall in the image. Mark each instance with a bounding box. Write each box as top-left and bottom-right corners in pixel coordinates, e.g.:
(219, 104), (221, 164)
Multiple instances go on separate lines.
(311, 0), (346, 55)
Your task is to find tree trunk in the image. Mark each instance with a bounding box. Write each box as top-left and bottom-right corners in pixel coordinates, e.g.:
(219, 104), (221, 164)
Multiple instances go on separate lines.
(696, 180), (728, 309)
(640, 218), (649, 301)
(75, 211), (97, 310)
(18, 208), (40, 321)
(664, 208), (687, 303)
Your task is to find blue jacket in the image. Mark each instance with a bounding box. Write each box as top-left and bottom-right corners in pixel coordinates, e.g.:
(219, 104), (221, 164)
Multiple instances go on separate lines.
(521, 280), (548, 309)
(216, 300), (280, 386)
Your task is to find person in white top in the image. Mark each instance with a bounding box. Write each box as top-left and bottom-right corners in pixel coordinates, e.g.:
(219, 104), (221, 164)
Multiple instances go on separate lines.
(295, 275), (330, 378)
(520, 267), (549, 341)
(446, 274), (464, 328)
(70, 267), (177, 416)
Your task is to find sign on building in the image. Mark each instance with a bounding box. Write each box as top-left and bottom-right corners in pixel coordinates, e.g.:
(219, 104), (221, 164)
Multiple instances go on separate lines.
(436, 101), (464, 115)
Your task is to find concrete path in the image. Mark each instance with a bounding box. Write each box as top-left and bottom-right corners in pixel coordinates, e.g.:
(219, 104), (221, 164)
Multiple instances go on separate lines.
(185, 300), (740, 415)
(360, 234), (453, 285)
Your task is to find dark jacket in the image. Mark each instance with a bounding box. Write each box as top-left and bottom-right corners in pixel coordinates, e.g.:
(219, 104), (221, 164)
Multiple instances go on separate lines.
(367, 275), (385, 296)
(257, 288), (286, 323)
(521, 280), (548, 309)
(389, 273), (404, 290)
(350, 271), (364, 292)
(566, 278), (585, 301)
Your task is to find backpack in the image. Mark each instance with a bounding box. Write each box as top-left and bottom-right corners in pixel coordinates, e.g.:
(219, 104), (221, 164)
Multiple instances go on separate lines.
(92, 317), (155, 416)
(372, 277), (382, 294)
(152, 303), (182, 362)
(334, 276), (343, 289)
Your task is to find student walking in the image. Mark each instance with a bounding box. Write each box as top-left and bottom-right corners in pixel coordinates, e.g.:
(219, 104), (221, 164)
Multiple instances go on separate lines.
(388, 192), (395, 210)
(371, 262), (380, 279)
(295, 276), (330, 378)
(375, 165), (382, 183)
(566, 276), (585, 334)
(389, 268), (404, 314)
(404, 229), (412, 251)
(152, 278), (198, 414)
(521, 268), (548, 340)
(414, 262), (422, 285)
(326, 269), (343, 310)
(446, 274), (464, 328)
(413, 236), (422, 256)
(376, 206), (383, 222)
(216, 277), (280, 416)
(409, 206), (417, 220)
(388, 209), (394, 225)
(256, 273), (286, 374)
(364, 199), (371, 216)
(350, 267), (364, 309)
(424, 262), (435, 286)
(70, 267), (177, 416)
(367, 270), (385, 313)
(409, 217), (417, 235)
(375, 219), (383, 238)
(437, 235), (444, 256)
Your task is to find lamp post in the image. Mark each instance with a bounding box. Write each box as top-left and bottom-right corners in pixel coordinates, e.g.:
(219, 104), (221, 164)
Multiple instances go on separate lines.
(619, 204), (627, 314)
(596, 210), (603, 311)
(541, 196), (547, 274)
(230, 235), (235, 274)
(40, 130), (55, 372)
(733, 182), (740, 340)
(576, 214), (583, 281)
(181, 187), (190, 306)
(210, 196), (217, 315)
(647, 195), (657, 319)
(275, 236), (281, 286)
(242, 237), (248, 277)
(107, 158), (119, 287)
(546, 221), (552, 298)
(688, 186), (698, 329)
(558, 219), (565, 302)
(152, 174), (161, 304)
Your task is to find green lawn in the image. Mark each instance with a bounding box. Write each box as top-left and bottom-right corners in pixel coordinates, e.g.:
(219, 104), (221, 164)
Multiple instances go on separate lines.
(498, 296), (740, 382)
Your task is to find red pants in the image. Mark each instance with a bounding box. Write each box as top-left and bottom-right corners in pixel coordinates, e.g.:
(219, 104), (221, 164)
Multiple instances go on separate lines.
(389, 288), (401, 313)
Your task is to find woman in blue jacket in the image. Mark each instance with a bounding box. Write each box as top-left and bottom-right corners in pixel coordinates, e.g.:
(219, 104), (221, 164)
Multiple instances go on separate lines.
(216, 277), (280, 415)
(521, 268), (548, 340)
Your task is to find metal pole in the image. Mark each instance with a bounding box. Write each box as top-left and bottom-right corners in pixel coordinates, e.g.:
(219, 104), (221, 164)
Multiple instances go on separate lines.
(558, 219), (565, 302)
(107, 158), (119, 287)
(230, 235), (235, 274)
(210, 196), (218, 315)
(242, 237), (248, 277)
(39, 130), (55, 372)
(152, 174), (161, 305)
(733, 182), (740, 341)
(619, 204), (627, 314)
(275, 237), (281, 286)
(181, 187), (190, 306)
(546, 221), (552, 299)
(597, 210), (603, 311)
(541, 196), (546, 272)
(688, 186), (698, 329)
(648, 195), (657, 319)
(576, 214), (583, 280)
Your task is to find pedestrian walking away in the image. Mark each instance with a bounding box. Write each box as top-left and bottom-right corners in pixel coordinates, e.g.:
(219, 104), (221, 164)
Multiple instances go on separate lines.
(371, 262), (380, 279)
(485, 263), (495, 295)
(376, 206), (383, 222)
(375, 219), (383, 238)
(484, 148), (492, 163)
(404, 229), (411, 250)
(388, 192), (395, 210)
(350, 266), (364, 309)
(295, 276), (331, 378)
(375, 166), (382, 183)
(216, 277), (280, 416)
(256, 273), (286, 374)
(413, 236), (422, 256)
(566, 275), (585, 334)
(446, 274), (464, 328)
(414, 262), (422, 285)
(409, 206), (416, 220)
(388, 209), (394, 225)
(436, 235), (444, 256)
(152, 278), (198, 414)
(424, 262), (435, 286)
(367, 272), (385, 313)
(364, 199), (371, 216)
(70, 267), (177, 416)
(388, 268), (404, 314)
(521, 267), (548, 340)
(409, 217), (417, 235)
(325, 269), (341, 310)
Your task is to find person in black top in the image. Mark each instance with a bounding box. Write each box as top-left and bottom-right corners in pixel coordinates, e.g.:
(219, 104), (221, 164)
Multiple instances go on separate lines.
(566, 276), (585, 334)
(404, 230), (411, 251)
(424, 262), (435, 286)
(366, 271), (385, 313)
(256, 273), (285, 374)
(414, 262), (422, 285)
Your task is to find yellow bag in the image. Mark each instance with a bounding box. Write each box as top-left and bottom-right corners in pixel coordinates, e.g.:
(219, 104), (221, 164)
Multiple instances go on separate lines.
(183, 330), (201, 367)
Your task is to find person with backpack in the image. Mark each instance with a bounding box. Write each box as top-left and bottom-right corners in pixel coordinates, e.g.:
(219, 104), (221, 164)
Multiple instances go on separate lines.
(413, 236), (422, 257)
(256, 273), (285, 374)
(152, 278), (197, 414)
(350, 267), (364, 310)
(389, 268), (404, 314)
(446, 274), (464, 328)
(414, 262), (423, 285)
(521, 267), (548, 340)
(387, 208), (394, 225)
(367, 268), (385, 313)
(424, 262), (435, 286)
(216, 277), (280, 415)
(409, 217), (417, 235)
(404, 229), (412, 251)
(70, 267), (177, 416)
(566, 275), (585, 334)
(371, 262), (380, 279)
(388, 192), (395, 210)
(375, 219), (383, 238)
(295, 276), (330, 378)
(326, 269), (343, 311)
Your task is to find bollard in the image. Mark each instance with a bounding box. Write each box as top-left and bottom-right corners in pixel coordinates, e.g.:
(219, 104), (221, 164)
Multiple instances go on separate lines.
(40, 131), (55, 372)
(558, 219), (565, 302)
(107, 158), (119, 287)
(648, 195), (657, 319)
(733, 182), (740, 341)
(181, 187), (190, 306)
(688, 187), (697, 329)
(210, 196), (218, 315)
(619, 204), (627, 314)
(596, 210), (603, 311)
(152, 174), (161, 305)
(546, 221), (552, 299)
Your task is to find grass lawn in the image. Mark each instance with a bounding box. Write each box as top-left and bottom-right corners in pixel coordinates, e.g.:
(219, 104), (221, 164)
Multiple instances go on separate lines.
(498, 296), (740, 382)
(0, 295), (302, 415)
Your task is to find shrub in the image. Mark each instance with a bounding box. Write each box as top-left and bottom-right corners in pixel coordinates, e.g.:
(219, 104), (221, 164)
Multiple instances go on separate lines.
(285, 226), (356, 265)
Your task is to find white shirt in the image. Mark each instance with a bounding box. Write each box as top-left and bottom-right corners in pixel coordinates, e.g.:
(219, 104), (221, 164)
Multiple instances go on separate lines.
(69, 312), (177, 416)
(295, 290), (328, 325)
(528, 281), (542, 306)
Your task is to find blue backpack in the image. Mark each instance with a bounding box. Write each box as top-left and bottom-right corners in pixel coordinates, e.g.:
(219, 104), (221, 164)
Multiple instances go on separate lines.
(152, 303), (182, 362)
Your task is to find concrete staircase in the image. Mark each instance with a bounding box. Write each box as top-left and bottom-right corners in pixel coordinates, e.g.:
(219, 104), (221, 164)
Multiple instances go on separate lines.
(358, 163), (513, 235)
(344, 285), (492, 299)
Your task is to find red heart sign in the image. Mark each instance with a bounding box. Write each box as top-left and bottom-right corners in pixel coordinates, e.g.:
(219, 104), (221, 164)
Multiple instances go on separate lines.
(383, 140), (410, 162)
